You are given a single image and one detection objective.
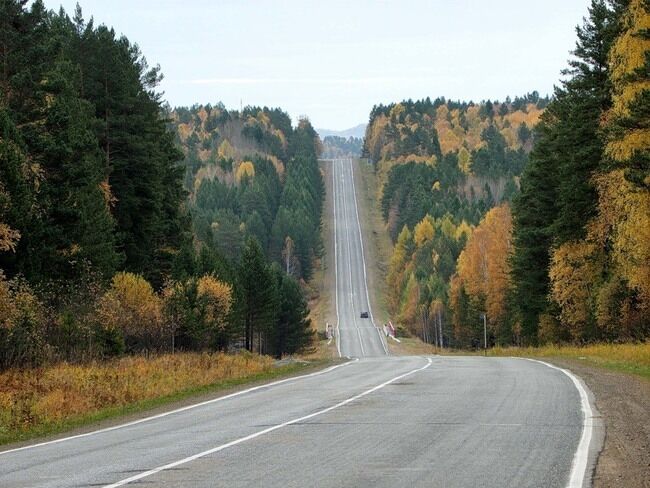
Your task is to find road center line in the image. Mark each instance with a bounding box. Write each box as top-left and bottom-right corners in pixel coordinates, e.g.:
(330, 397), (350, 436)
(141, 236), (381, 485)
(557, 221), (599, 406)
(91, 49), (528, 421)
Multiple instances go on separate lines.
(347, 159), (389, 355)
(341, 159), (365, 356)
(102, 357), (433, 488)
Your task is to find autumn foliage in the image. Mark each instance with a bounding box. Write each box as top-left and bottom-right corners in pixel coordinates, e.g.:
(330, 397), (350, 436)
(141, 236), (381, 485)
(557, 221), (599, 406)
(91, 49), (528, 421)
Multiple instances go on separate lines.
(451, 205), (513, 343)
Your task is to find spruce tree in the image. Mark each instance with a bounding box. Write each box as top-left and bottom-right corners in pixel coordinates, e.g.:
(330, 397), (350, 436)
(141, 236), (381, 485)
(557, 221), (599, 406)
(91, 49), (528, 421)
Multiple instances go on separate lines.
(271, 267), (313, 358)
(553, 0), (625, 243)
(239, 238), (278, 353)
(510, 116), (560, 344)
(510, 0), (625, 342)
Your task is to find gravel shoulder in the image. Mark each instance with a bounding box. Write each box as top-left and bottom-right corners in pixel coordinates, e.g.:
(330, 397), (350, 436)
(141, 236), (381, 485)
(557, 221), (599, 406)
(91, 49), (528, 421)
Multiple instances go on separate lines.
(544, 358), (650, 488)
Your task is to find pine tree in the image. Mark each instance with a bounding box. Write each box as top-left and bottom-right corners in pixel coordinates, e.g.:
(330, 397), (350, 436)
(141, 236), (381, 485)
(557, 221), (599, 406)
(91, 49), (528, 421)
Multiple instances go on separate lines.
(510, 0), (626, 343)
(510, 116), (561, 344)
(552, 0), (625, 243)
(239, 238), (278, 353)
(271, 266), (313, 357)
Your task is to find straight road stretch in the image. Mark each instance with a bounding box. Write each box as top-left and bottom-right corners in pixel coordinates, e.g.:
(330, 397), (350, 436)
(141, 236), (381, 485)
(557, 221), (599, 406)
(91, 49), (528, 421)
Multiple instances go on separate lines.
(0, 159), (598, 488)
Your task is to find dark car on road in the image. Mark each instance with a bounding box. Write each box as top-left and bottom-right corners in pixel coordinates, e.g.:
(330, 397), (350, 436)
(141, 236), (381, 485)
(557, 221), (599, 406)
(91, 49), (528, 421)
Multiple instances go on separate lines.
(360, 312), (369, 318)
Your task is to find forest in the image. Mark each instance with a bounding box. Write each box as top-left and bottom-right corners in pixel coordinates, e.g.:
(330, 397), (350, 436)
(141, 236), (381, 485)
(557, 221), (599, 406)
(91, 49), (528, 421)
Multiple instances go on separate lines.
(368, 0), (649, 347)
(0, 1), (322, 369)
(321, 135), (363, 159)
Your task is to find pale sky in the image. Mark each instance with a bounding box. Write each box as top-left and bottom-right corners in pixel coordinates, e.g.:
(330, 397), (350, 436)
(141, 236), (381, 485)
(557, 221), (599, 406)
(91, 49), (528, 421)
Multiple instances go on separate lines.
(41, 0), (591, 130)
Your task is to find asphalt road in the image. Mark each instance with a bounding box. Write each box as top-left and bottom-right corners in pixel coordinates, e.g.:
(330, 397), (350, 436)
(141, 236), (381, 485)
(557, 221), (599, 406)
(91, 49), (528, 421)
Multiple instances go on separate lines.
(0, 159), (595, 488)
(332, 158), (388, 357)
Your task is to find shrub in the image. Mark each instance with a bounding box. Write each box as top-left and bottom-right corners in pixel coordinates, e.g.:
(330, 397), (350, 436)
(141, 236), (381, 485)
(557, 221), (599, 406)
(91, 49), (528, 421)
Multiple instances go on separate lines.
(0, 272), (47, 368)
(96, 272), (162, 352)
(162, 275), (235, 351)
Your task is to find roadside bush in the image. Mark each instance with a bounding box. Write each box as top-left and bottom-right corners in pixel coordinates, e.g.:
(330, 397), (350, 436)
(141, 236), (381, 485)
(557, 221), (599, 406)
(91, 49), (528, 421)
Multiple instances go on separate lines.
(196, 275), (233, 349)
(0, 272), (48, 368)
(162, 275), (236, 351)
(96, 272), (163, 352)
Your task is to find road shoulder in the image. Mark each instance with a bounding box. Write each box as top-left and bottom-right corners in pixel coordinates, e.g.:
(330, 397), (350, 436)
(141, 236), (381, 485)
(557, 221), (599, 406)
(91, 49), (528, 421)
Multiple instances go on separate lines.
(544, 358), (650, 488)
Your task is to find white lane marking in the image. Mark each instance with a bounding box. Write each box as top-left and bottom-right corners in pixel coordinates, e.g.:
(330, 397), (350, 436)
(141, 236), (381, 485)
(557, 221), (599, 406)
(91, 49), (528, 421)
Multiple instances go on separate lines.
(103, 357), (433, 488)
(519, 358), (595, 488)
(340, 160), (365, 357)
(0, 360), (358, 456)
(347, 159), (389, 355)
(332, 159), (342, 358)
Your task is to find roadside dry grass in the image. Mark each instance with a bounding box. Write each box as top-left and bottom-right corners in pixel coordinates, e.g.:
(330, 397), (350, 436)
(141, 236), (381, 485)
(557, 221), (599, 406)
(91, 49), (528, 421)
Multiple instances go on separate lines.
(389, 335), (650, 380)
(0, 352), (323, 446)
(308, 161), (338, 359)
(487, 342), (650, 380)
(387, 337), (439, 355)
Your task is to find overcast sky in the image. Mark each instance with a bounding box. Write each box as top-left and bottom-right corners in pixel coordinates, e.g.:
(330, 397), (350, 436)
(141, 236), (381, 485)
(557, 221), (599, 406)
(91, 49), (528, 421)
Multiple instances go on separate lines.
(41, 0), (591, 130)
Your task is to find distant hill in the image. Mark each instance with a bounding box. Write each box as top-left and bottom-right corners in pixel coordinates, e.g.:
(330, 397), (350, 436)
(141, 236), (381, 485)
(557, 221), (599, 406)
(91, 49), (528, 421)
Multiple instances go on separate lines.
(317, 124), (367, 139)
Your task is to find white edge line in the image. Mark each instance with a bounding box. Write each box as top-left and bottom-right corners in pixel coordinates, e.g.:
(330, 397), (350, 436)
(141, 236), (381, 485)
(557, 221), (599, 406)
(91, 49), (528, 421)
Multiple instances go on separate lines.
(102, 357), (433, 488)
(0, 359), (358, 456)
(332, 159), (342, 358)
(348, 158), (390, 355)
(518, 358), (595, 488)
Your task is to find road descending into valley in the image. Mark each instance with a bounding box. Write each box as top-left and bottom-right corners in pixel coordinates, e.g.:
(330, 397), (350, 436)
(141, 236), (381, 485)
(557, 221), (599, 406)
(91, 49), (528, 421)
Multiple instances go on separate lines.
(0, 159), (597, 488)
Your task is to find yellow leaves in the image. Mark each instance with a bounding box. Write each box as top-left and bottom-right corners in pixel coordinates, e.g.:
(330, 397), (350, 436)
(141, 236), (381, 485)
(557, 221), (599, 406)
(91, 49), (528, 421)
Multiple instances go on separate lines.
(98, 179), (117, 209)
(389, 103), (405, 120)
(432, 181), (441, 191)
(235, 161), (255, 184)
(455, 204), (513, 327)
(458, 147), (472, 174)
(435, 105), (463, 154)
(606, 127), (650, 162)
(592, 170), (650, 304)
(0, 223), (20, 253)
(267, 155), (285, 179)
(196, 275), (233, 328)
(0, 271), (14, 330)
(455, 220), (473, 241)
(549, 241), (601, 338)
(387, 226), (414, 315)
(605, 0), (650, 161)
(97, 272), (162, 336)
(0, 271), (44, 331)
(414, 215), (435, 247)
(608, 0), (650, 100)
(256, 111), (271, 127)
(217, 139), (235, 160)
(177, 123), (192, 142)
(400, 272), (419, 325)
(197, 107), (208, 123)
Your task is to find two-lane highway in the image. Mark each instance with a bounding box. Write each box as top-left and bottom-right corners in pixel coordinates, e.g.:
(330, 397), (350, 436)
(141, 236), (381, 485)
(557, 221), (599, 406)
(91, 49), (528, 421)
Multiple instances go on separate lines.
(332, 158), (388, 357)
(0, 158), (598, 488)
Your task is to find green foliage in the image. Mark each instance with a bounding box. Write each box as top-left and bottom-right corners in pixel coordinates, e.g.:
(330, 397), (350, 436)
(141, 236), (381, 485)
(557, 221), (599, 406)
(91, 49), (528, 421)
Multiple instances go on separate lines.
(239, 238), (278, 353)
(0, 1), (317, 368)
(510, 0), (628, 344)
(321, 135), (363, 159)
(270, 265), (314, 357)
